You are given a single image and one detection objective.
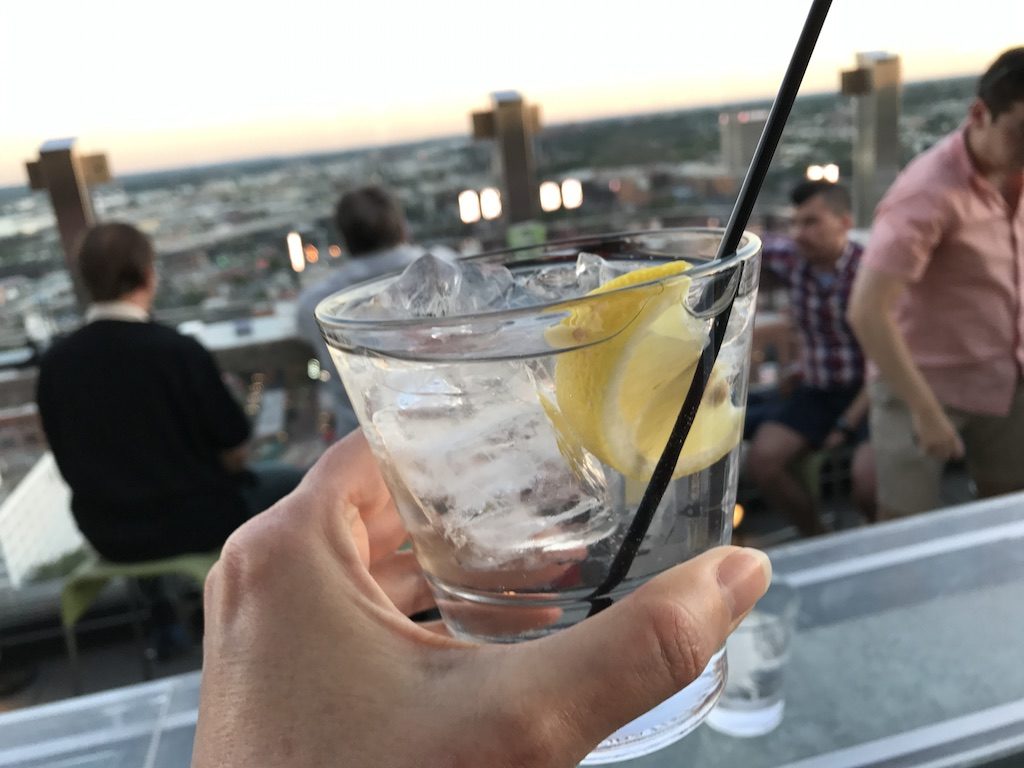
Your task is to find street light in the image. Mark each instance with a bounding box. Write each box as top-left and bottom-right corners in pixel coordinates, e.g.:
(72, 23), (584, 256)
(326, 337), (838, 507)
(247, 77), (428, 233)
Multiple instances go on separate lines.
(806, 163), (840, 183)
(561, 178), (583, 209)
(539, 181), (562, 212)
(480, 187), (502, 220)
(287, 231), (305, 273)
(458, 190), (482, 224)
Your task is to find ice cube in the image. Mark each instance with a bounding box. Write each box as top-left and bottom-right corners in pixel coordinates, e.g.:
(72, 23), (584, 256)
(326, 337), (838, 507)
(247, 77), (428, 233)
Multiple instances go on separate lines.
(458, 260), (514, 312)
(370, 362), (616, 569)
(511, 252), (638, 308)
(511, 252), (601, 306)
(374, 252), (463, 317)
(353, 253), (516, 319)
(574, 251), (608, 292)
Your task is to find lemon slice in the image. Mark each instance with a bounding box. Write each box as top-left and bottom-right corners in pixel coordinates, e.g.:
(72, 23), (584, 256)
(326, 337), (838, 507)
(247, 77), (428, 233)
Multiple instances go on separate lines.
(548, 261), (743, 480)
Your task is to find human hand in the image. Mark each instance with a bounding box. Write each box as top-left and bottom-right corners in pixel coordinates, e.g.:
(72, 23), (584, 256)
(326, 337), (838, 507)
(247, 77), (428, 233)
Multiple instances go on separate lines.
(823, 415), (860, 451)
(192, 431), (771, 768)
(822, 429), (846, 450)
(911, 407), (965, 461)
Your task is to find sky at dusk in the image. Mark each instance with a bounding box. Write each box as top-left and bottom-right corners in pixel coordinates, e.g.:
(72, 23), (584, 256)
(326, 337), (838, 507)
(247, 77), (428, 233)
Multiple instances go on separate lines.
(2, 0), (1021, 186)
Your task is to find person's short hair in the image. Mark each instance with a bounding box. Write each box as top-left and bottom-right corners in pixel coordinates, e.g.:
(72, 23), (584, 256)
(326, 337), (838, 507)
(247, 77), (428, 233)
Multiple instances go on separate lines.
(789, 180), (852, 216)
(334, 186), (406, 256)
(77, 222), (155, 302)
(978, 47), (1024, 119)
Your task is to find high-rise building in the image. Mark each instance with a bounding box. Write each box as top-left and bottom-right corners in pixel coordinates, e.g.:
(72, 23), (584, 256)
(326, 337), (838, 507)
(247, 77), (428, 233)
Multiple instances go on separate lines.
(472, 92), (541, 223)
(842, 52), (902, 228)
(719, 110), (768, 177)
(25, 139), (110, 310)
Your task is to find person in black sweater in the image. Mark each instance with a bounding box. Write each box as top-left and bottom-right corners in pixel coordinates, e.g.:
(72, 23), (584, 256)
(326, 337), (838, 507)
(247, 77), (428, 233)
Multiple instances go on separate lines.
(37, 222), (303, 564)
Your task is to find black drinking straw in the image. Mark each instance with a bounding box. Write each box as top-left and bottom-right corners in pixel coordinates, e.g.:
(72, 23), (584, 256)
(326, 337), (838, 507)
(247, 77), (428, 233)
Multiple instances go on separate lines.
(587, 0), (834, 616)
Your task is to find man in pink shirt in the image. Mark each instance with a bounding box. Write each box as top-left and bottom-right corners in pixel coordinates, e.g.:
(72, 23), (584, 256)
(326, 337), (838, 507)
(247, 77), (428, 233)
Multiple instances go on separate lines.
(849, 47), (1024, 518)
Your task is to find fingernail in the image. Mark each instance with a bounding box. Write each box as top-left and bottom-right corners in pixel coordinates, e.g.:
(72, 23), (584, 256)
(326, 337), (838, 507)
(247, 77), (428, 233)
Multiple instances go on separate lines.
(717, 548), (772, 620)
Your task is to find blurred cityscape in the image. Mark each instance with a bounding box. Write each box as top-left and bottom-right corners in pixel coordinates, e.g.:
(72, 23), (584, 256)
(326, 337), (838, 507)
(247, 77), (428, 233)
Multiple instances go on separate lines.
(0, 72), (975, 520)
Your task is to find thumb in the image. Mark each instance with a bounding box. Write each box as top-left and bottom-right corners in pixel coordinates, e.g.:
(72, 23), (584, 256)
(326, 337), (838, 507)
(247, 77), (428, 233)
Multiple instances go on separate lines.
(496, 546), (771, 761)
(952, 433), (966, 460)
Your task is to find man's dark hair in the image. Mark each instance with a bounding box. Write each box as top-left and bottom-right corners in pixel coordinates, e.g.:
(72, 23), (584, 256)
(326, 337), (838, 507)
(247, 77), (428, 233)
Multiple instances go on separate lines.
(790, 180), (851, 216)
(978, 47), (1024, 118)
(77, 222), (155, 302)
(334, 186), (406, 256)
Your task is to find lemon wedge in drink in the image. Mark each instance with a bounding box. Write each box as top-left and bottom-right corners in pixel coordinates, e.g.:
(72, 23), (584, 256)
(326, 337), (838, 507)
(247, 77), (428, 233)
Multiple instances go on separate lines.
(548, 261), (743, 480)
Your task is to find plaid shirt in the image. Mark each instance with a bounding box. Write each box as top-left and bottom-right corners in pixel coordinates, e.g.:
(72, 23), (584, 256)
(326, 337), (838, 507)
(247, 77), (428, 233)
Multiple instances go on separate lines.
(762, 238), (865, 390)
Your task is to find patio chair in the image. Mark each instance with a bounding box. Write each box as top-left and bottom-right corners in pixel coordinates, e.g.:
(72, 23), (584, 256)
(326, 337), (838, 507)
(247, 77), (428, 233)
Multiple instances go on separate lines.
(60, 550), (219, 694)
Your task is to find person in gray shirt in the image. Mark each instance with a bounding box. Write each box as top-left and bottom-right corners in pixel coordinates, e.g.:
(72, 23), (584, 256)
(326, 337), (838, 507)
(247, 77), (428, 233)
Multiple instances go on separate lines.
(297, 186), (426, 436)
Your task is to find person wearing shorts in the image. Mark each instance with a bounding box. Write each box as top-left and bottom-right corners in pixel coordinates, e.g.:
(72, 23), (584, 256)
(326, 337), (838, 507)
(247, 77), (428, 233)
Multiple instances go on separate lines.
(747, 181), (874, 536)
(849, 48), (1024, 519)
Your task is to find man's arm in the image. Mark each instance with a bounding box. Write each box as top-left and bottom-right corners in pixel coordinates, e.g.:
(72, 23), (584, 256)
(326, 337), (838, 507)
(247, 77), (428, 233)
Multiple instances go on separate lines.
(182, 337), (253, 471)
(840, 385), (870, 428)
(822, 384), (869, 449)
(847, 265), (964, 460)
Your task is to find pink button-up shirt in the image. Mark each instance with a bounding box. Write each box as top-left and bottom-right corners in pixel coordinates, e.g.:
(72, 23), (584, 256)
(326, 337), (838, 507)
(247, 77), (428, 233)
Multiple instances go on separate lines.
(863, 128), (1024, 416)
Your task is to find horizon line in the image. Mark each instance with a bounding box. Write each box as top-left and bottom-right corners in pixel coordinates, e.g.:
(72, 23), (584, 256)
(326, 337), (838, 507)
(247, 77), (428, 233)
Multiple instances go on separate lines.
(1, 71), (976, 193)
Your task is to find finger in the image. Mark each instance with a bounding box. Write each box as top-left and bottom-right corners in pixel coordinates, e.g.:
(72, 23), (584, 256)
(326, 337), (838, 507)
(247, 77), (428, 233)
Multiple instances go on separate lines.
(369, 551), (436, 616)
(417, 620), (451, 636)
(489, 546), (771, 761)
(301, 431), (392, 516)
(325, 434), (410, 565)
(363, 506), (410, 566)
(295, 430), (399, 564)
(952, 435), (966, 461)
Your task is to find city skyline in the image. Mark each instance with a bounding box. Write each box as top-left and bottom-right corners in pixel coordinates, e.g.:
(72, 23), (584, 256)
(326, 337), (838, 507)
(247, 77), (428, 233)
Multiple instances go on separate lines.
(2, 0), (1021, 187)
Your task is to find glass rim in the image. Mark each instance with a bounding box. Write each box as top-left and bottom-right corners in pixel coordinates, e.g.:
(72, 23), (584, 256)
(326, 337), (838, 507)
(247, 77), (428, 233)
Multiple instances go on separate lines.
(314, 226), (762, 333)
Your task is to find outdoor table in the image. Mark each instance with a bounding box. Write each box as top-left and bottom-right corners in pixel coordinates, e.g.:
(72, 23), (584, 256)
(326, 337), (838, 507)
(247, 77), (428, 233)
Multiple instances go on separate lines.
(2, 492), (1024, 767)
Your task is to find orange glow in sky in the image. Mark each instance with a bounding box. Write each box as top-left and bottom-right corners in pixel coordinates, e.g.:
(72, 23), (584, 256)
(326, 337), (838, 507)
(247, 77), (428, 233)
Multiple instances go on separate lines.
(1, 1), (1021, 186)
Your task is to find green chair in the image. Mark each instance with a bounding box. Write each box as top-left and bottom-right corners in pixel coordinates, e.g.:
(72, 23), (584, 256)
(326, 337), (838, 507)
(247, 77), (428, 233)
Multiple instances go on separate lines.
(796, 450), (827, 505)
(796, 446), (859, 529)
(60, 550), (219, 693)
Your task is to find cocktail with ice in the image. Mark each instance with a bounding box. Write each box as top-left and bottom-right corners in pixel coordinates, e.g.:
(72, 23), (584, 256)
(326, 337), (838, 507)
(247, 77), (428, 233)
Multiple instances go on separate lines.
(316, 229), (761, 762)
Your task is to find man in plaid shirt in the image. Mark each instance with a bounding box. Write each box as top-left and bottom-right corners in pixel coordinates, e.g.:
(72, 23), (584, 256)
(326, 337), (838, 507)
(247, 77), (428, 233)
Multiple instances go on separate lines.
(747, 181), (874, 535)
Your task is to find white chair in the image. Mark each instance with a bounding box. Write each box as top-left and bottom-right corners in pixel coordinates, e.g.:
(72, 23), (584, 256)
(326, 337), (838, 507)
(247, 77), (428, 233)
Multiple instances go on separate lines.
(0, 452), (85, 589)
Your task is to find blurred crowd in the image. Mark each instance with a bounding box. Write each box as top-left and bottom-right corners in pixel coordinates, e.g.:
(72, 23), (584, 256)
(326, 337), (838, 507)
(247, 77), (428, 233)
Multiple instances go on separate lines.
(744, 46), (1024, 536)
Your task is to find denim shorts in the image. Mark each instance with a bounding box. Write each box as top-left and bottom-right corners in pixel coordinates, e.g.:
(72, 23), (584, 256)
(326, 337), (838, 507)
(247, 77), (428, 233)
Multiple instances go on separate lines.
(746, 383), (867, 448)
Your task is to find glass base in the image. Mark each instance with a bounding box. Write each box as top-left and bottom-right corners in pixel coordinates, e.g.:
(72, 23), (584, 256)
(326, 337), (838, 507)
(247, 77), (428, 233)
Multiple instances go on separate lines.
(580, 648), (727, 764)
(705, 699), (784, 738)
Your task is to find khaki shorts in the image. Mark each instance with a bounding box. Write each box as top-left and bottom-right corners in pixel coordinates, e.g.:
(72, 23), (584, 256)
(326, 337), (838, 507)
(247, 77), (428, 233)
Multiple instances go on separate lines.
(869, 379), (1024, 519)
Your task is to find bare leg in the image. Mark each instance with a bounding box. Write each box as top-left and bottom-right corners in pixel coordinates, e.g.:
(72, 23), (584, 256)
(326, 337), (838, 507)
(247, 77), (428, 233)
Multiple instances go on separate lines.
(748, 423), (826, 536)
(851, 441), (877, 523)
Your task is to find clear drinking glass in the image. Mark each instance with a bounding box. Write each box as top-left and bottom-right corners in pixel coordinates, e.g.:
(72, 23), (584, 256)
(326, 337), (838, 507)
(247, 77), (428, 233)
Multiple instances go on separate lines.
(706, 578), (800, 738)
(316, 228), (762, 762)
